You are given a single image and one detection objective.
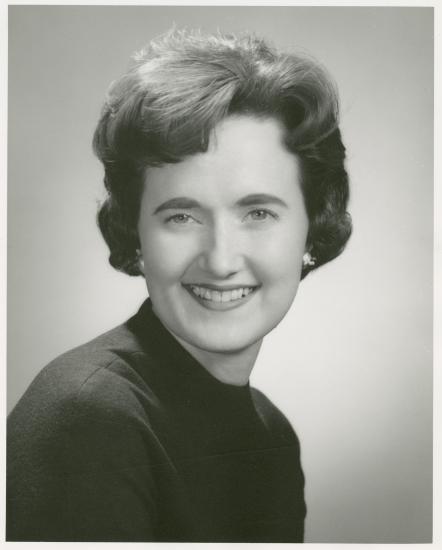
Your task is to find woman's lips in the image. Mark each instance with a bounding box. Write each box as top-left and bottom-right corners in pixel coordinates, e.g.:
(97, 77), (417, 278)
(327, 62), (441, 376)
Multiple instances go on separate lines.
(182, 283), (259, 309)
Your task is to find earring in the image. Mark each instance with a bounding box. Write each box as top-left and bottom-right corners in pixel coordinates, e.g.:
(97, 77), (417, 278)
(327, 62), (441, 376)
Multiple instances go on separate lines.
(136, 249), (144, 271)
(303, 252), (316, 267)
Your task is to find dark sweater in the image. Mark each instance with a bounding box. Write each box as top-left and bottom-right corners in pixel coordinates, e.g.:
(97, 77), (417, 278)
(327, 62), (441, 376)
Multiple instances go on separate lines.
(7, 299), (306, 542)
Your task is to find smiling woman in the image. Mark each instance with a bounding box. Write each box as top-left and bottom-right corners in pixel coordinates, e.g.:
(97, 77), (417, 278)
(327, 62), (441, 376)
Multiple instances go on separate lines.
(7, 29), (351, 542)
(138, 117), (309, 380)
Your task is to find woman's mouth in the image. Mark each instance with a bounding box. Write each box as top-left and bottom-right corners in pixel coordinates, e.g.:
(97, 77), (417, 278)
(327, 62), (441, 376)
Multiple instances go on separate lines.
(190, 285), (256, 302)
(182, 283), (259, 309)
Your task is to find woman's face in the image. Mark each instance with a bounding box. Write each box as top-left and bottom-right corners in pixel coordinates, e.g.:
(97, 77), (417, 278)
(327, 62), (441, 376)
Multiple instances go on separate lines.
(138, 115), (309, 355)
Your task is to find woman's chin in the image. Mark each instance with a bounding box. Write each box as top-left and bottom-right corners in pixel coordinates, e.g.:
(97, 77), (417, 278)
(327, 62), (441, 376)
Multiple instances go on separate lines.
(172, 325), (264, 356)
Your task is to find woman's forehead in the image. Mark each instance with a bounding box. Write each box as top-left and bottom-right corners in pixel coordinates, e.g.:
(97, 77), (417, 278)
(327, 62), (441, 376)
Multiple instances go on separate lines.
(143, 116), (300, 199)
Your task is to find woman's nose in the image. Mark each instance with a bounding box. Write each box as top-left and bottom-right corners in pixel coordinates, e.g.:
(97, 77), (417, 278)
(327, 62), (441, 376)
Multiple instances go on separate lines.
(197, 224), (243, 278)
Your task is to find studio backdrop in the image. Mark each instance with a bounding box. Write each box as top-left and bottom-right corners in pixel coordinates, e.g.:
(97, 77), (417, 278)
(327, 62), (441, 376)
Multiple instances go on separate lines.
(8, 6), (433, 543)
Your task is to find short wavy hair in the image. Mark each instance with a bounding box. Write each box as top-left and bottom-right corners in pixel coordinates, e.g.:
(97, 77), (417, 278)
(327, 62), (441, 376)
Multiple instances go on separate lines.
(93, 29), (352, 279)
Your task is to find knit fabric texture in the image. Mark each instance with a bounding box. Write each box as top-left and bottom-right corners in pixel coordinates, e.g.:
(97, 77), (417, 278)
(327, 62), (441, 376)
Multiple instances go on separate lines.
(7, 299), (306, 541)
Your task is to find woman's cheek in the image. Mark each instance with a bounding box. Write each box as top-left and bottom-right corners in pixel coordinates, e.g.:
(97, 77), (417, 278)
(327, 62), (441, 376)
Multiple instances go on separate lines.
(145, 231), (199, 280)
(258, 228), (305, 279)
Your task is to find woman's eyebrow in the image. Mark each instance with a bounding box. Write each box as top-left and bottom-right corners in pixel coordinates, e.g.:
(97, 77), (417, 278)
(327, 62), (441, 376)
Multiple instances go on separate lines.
(153, 197), (201, 214)
(153, 194), (288, 214)
(236, 194), (289, 208)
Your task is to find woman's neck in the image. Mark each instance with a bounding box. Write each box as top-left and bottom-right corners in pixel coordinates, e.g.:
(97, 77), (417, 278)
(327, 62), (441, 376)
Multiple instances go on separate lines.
(171, 333), (262, 387)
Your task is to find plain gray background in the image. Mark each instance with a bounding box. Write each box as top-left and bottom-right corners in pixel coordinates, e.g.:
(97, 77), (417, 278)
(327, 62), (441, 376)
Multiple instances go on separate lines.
(8, 6), (433, 543)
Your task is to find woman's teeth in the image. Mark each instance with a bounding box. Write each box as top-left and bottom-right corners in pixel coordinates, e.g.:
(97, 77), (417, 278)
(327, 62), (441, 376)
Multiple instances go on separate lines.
(189, 285), (255, 303)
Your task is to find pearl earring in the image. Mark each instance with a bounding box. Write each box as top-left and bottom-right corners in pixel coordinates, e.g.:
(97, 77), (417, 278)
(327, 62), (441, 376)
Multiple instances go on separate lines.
(136, 249), (144, 270)
(303, 252), (316, 267)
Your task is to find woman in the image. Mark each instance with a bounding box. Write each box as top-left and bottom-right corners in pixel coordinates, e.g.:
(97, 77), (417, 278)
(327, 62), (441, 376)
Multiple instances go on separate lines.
(7, 29), (351, 542)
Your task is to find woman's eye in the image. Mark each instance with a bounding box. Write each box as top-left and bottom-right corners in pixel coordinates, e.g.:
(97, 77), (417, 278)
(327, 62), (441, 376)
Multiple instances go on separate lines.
(245, 209), (277, 222)
(166, 213), (195, 224)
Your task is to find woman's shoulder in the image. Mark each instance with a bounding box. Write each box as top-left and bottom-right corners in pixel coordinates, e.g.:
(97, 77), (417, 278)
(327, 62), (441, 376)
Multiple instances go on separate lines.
(7, 319), (163, 538)
(7, 318), (165, 482)
(249, 386), (301, 445)
(8, 319), (157, 431)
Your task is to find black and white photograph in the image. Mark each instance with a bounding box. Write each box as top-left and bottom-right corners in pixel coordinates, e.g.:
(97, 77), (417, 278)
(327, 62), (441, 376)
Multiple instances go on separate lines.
(5, 4), (435, 545)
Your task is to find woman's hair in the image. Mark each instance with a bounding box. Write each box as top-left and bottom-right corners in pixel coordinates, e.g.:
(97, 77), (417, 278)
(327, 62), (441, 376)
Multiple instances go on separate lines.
(93, 29), (352, 279)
